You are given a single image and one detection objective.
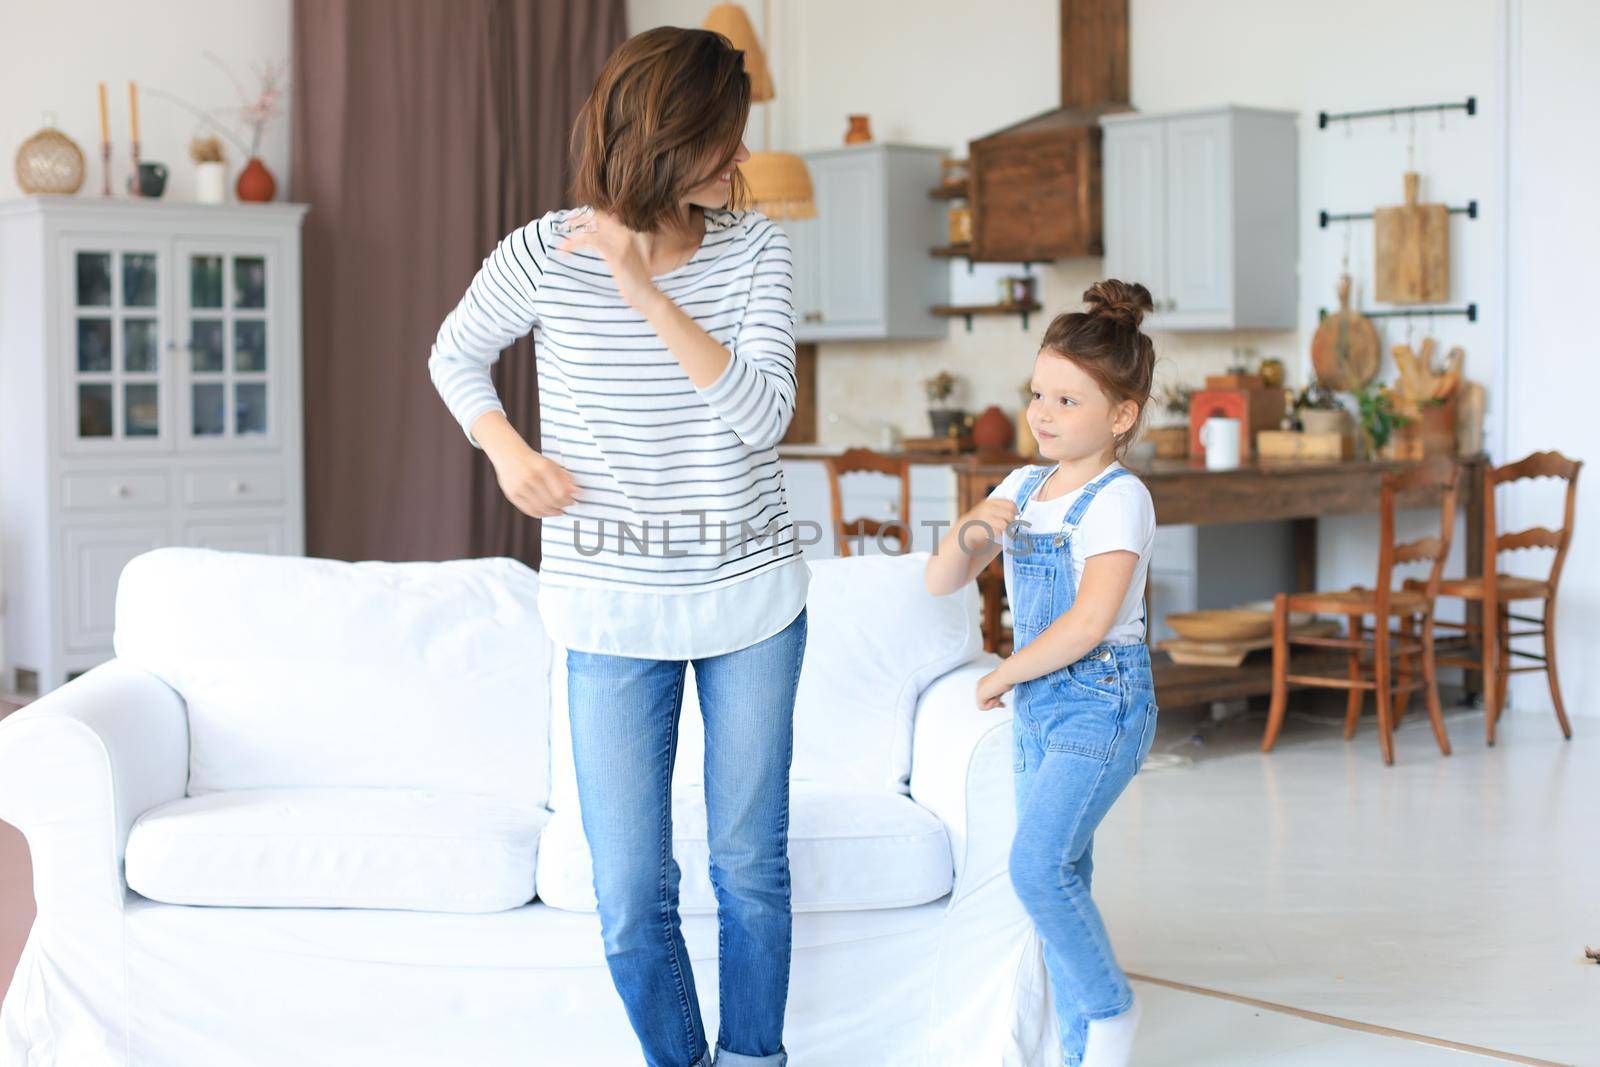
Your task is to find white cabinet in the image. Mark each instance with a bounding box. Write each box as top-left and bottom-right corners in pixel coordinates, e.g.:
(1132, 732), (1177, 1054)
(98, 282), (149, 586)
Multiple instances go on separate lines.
(1101, 106), (1298, 331)
(787, 144), (950, 342)
(0, 197), (309, 693)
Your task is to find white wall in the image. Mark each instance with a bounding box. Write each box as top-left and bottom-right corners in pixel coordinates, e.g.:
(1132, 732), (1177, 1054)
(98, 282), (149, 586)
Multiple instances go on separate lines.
(1501, 0), (1600, 720)
(1, 0), (293, 204)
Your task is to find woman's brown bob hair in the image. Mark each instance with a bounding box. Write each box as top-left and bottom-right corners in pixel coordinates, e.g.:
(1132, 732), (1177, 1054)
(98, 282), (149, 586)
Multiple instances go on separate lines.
(569, 27), (753, 233)
(1039, 280), (1157, 459)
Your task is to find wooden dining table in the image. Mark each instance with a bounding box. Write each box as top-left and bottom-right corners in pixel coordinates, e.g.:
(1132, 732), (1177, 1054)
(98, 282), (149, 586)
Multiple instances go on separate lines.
(915, 449), (1489, 709)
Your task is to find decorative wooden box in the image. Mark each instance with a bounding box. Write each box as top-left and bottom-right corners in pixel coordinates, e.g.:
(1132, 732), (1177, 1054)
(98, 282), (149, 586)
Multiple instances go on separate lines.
(1188, 386), (1285, 459)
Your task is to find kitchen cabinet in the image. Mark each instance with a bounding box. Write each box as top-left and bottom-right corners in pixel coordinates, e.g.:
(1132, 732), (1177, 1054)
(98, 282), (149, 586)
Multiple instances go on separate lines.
(0, 196), (309, 693)
(1101, 106), (1298, 331)
(785, 144), (950, 343)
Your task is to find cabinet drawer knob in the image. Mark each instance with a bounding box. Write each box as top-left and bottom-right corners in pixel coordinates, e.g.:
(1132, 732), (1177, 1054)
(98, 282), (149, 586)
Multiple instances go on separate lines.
(111, 484), (130, 498)
(231, 480), (247, 494)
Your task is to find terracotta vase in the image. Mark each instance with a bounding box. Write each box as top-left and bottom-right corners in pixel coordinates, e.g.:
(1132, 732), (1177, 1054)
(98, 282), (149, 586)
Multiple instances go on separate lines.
(236, 157), (277, 203)
(844, 115), (873, 144)
(972, 405), (1014, 452)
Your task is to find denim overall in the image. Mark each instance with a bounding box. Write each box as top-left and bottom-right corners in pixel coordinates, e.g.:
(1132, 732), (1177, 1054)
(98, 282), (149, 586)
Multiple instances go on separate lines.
(1003, 463), (1158, 1066)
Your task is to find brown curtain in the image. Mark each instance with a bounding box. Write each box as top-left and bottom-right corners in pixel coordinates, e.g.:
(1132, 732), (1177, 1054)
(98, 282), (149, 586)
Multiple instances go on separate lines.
(292, 0), (628, 564)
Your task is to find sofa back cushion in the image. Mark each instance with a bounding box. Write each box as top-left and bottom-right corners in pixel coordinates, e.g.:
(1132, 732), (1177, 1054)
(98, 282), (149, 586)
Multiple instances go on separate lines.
(548, 551), (981, 810)
(114, 548), (552, 808)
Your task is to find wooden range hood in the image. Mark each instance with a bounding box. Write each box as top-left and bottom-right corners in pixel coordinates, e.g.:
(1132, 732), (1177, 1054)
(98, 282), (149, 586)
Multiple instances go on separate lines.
(967, 0), (1132, 262)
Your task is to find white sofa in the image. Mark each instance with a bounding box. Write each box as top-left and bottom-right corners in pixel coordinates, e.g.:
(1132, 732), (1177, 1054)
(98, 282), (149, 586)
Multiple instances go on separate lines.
(0, 548), (1056, 1066)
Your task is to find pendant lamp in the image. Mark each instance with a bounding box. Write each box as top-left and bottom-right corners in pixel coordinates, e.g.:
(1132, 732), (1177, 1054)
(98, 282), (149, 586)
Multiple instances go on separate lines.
(702, 1), (816, 220)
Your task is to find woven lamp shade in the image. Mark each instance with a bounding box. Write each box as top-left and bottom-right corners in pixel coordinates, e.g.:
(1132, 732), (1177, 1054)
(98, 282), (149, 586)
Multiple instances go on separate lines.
(702, 3), (774, 102)
(741, 151), (816, 220)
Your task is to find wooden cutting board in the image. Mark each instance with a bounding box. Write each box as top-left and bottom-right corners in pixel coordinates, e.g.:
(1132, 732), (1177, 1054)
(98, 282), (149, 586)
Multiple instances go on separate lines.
(1311, 274), (1379, 390)
(1375, 172), (1449, 304)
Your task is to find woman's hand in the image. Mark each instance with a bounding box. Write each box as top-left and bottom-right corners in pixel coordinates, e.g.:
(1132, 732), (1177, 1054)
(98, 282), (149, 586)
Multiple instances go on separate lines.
(490, 439), (579, 519)
(976, 666), (1012, 711)
(554, 207), (658, 311)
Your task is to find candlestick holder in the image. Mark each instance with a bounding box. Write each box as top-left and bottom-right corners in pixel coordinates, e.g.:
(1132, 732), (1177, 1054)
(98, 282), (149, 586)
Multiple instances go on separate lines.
(100, 142), (113, 197)
(128, 140), (143, 197)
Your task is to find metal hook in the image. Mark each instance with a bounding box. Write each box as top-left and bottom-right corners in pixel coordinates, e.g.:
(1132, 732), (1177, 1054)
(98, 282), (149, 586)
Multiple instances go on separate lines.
(1345, 116), (1353, 139)
(1407, 111), (1417, 171)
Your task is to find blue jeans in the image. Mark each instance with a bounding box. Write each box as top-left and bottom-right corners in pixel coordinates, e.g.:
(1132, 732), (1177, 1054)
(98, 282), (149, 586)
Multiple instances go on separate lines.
(566, 606), (807, 1067)
(1009, 641), (1158, 1067)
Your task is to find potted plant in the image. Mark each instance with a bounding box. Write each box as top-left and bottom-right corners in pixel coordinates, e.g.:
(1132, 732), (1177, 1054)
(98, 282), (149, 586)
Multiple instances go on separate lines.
(924, 371), (965, 438)
(190, 135), (227, 203)
(1149, 383), (1193, 458)
(1355, 383), (1411, 459)
(1293, 383), (1349, 436)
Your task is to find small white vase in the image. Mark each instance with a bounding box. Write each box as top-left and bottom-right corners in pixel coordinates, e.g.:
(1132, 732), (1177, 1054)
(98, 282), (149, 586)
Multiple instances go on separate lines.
(195, 161), (228, 204)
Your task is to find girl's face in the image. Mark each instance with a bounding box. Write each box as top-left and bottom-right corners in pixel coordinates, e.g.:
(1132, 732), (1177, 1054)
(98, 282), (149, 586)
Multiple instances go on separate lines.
(682, 139), (752, 210)
(1027, 349), (1139, 464)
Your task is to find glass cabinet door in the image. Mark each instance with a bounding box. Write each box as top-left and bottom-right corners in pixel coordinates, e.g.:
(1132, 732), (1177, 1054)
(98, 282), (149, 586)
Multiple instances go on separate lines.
(65, 242), (169, 449)
(176, 241), (278, 448)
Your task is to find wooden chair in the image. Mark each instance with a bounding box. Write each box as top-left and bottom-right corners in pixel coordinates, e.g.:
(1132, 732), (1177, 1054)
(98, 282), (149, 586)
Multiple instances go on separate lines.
(1424, 451), (1582, 745)
(823, 448), (912, 556)
(1263, 458), (1460, 765)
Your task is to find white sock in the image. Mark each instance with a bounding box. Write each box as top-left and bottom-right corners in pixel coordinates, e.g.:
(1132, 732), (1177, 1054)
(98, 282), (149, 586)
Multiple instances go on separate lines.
(1080, 993), (1141, 1067)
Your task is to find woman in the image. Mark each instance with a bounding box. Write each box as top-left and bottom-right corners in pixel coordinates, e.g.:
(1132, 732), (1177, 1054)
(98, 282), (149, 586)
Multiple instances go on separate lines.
(427, 26), (809, 1067)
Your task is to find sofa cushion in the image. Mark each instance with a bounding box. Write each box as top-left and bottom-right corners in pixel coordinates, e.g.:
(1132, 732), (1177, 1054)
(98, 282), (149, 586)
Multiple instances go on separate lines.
(125, 787), (548, 914)
(535, 783), (953, 913)
(113, 548), (553, 808)
(547, 551), (981, 811)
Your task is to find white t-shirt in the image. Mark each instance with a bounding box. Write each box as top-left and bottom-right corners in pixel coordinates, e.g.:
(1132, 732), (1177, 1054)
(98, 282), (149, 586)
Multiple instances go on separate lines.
(987, 461), (1156, 645)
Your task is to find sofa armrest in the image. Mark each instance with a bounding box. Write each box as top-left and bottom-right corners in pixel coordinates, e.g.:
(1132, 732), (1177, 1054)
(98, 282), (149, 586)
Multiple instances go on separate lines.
(909, 653), (1014, 903)
(0, 659), (188, 913)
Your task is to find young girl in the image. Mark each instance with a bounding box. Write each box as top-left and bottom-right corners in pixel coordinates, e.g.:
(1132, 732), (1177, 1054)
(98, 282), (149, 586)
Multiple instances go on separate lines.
(924, 280), (1159, 1067)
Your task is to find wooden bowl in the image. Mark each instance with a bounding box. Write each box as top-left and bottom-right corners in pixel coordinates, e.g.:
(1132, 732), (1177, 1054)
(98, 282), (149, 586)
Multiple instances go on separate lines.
(1239, 600), (1316, 629)
(1166, 609), (1273, 643)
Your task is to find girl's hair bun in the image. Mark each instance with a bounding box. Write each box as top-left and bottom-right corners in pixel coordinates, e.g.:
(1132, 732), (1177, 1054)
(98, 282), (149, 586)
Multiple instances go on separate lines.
(1083, 279), (1154, 329)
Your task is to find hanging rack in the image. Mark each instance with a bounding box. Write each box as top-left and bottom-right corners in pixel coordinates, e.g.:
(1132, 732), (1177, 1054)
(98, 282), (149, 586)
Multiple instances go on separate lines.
(1317, 96), (1476, 130)
(1319, 201), (1478, 228)
(1317, 304), (1478, 323)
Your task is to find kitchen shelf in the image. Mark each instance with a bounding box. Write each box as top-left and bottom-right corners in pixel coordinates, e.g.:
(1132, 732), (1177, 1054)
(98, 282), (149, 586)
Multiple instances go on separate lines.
(931, 301), (1042, 332)
(929, 243), (1050, 275)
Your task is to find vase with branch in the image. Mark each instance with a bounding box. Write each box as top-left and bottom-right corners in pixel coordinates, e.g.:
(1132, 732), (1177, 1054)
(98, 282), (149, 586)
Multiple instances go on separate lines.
(144, 53), (288, 203)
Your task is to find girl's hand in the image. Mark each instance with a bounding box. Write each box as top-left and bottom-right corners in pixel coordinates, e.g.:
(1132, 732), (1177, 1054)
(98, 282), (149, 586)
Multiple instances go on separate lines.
(554, 207), (657, 311)
(976, 667), (1012, 711)
(491, 440), (578, 518)
(960, 497), (1019, 555)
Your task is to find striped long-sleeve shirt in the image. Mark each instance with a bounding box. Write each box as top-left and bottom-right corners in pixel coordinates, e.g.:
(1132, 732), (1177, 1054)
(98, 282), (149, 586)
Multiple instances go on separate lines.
(428, 205), (811, 659)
